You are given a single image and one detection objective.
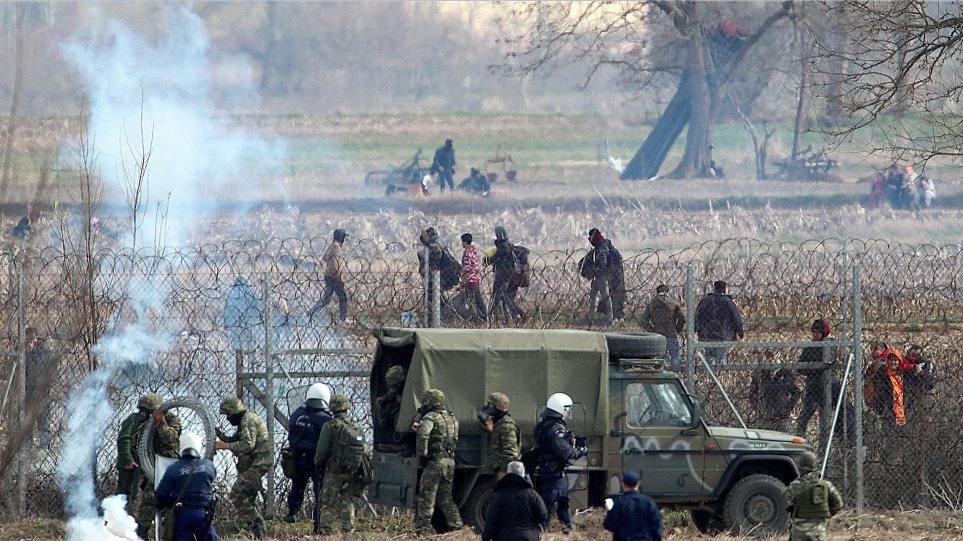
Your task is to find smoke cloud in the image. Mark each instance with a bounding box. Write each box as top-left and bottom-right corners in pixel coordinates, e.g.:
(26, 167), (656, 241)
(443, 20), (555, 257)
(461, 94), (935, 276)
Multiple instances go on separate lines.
(57, 4), (283, 539)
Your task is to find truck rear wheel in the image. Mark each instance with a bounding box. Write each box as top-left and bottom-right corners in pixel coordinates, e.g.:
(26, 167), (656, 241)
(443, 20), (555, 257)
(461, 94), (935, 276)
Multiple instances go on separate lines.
(462, 476), (496, 530)
(605, 332), (666, 359)
(690, 509), (726, 535)
(723, 474), (790, 537)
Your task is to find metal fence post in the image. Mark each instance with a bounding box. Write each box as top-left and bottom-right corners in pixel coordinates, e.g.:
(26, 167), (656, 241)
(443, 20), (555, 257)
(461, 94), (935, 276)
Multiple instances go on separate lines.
(263, 273), (276, 518)
(423, 246), (430, 327)
(14, 270), (25, 518)
(685, 264), (695, 393)
(852, 264), (864, 511)
(432, 270), (441, 328)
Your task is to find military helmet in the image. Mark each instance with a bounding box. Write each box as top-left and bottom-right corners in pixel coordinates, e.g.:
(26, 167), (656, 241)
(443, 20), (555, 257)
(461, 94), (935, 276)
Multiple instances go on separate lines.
(487, 392), (510, 412)
(179, 432), (203, 458)
(138, 393), (163, 411)
(219, 396), (246, 416)
(421, 388), (447, 410)
(385, 365), (406, 387)
(797, 451), (818, 473)
(329, 394), (350, 413)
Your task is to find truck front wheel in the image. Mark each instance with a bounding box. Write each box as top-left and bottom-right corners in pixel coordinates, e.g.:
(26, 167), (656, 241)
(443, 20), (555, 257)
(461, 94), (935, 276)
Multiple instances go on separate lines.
(462, 476), (496, 530)
(723, 474), (790, 537)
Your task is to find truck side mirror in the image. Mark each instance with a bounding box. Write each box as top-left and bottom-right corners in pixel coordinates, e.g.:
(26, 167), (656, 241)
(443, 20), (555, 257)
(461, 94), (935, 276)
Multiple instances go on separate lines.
(690, 399), (704, 427)
(611, 412), (626, 437)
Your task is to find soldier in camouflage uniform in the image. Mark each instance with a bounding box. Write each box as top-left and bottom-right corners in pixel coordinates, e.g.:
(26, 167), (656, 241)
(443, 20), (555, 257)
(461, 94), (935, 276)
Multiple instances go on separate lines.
(414, 389), (463, 534)
(479, 392), (519, 478)
(116, 393), (181, 541)
(783, 451), (843, 541)
(376, 366), (406, 434)
(214, 397), (271, 539)
(314, 394), (366, 534)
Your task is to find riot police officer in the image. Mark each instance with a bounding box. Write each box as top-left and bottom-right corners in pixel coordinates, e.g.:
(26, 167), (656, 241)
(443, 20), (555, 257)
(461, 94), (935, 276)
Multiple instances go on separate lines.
(533, 392), (586, 532)
(285, 383), (333, 525)
(155, 432), (220, 541)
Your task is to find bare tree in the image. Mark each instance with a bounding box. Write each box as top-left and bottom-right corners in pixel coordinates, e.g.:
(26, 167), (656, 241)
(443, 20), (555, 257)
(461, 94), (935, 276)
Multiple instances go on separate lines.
(811, 1), (963, 163)
(496, 1), (793, 178)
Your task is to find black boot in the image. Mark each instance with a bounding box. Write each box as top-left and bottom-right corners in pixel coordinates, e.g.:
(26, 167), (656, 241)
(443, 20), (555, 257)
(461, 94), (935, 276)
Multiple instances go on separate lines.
(135, 525), (149, 541)
(284, 508), (297, 523)
(250, 517), (265, 539)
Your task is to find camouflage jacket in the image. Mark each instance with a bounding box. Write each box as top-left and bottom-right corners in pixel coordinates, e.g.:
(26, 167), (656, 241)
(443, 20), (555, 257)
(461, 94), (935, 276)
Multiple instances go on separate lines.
(224, 410), (271, 470)
(485, 414), (520, 472)
(640, 294), (686, 336)
(417, 409), (459, 460)
(784, 471), (843, 519)
(116, 411), (181, 469)
(376, 386), (403, 431)
(314, 412), (363, 474)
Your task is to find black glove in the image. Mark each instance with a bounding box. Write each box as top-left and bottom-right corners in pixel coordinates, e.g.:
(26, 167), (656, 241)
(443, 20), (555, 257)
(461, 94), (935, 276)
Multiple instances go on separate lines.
(419, 455), (430, 468)
(576, 446), (588, 459)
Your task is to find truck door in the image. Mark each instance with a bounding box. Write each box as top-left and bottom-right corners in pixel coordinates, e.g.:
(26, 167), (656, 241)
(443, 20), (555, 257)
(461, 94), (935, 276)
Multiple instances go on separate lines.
(619, 381), (706, 498)
(369, 453), (418, 508)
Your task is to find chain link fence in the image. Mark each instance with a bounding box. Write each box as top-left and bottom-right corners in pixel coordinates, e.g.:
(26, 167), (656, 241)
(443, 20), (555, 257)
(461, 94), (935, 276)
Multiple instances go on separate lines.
(0, 236), (960, 519)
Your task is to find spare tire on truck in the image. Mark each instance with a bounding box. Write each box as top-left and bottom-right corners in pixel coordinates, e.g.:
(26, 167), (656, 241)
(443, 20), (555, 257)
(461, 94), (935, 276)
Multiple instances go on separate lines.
(605, 332), (666, 360)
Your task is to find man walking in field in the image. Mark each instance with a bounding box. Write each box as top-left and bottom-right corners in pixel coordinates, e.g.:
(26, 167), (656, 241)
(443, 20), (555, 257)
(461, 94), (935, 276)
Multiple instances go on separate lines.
(640, 284), (686, 367)
(694, 280), (743, 365)
(460, 233), (488, 322)
(308, 228), (350, 323)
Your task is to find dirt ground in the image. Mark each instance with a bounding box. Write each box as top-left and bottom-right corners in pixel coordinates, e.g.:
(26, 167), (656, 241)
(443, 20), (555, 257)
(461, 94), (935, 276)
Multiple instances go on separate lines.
(3, 509), (963, 541)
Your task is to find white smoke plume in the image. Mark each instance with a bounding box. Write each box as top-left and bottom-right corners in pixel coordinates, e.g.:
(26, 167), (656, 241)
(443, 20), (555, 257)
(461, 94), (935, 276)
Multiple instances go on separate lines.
(62, 4), (285, 248)
(57, 4), (284, 539)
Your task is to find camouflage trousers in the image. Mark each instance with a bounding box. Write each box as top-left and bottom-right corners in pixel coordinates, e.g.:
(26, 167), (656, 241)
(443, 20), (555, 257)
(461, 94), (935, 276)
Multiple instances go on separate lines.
(415, 457), (462, 532)
(315, 472), (356, 534)
(136, 478), (157, 528)
(230, 462), (270, 522)
(789, 519), (827, 541)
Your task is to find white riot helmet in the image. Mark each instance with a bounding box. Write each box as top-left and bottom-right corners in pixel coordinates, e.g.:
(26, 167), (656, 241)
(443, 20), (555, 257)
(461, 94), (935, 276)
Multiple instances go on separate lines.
(546, 392), (574, 418)
(306, 382), (332, 409)
(179, 432), (204, 459)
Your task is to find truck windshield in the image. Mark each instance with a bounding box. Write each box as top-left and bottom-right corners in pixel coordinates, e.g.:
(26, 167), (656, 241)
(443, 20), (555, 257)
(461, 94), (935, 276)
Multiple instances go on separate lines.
(626, 382), (693, 427)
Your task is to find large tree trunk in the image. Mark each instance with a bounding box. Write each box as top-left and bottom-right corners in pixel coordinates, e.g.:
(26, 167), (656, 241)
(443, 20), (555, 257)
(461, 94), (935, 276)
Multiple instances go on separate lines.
(671, 24), (712, 178)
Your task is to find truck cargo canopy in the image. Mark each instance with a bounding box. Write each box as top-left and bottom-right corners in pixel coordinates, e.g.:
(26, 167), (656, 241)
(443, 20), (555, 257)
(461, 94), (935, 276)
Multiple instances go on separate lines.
(374, 328), (610, 435)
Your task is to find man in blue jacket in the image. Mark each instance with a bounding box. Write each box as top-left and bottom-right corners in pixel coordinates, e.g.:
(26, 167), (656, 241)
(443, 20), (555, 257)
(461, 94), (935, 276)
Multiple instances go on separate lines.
(155, 432), (220, 541)
(603, 471), (662, 541)
(285, 382), (333, 529)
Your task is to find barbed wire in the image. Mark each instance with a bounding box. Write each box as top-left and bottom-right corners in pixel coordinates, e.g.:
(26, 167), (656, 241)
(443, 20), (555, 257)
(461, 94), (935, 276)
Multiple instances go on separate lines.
(0, 236), (960, 517)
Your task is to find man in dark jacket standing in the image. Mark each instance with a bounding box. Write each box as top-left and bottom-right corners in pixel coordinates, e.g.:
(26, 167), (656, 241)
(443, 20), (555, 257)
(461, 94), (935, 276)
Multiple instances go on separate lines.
(482, 461), (547, 541)
(155, 432), (221, 541)
(581, 228), (615, 324)
(603, 471), (662, 541)
(285, 383), (333, 527)
(533, 392), (585, 532)
(431, 138), (456, 192)
(640, 285), (685, 367)
(694, 280), (744, 365)
(486, 226), (526, 324)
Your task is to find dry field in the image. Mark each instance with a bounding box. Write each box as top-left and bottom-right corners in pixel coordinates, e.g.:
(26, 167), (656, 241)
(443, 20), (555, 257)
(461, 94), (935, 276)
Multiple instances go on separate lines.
(3, 509), (963, 541)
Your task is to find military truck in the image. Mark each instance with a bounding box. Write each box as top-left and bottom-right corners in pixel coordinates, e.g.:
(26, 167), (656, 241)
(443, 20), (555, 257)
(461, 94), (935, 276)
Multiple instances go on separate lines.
(368, 328), (809, 536)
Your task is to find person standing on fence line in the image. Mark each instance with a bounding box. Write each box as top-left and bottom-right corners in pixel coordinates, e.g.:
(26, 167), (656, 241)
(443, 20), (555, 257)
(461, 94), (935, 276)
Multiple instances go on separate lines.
(783, 451), (843, 541)
(314, 394), (369, 535)
(485, 226), (527, 325)
(285, 383), (333, 527)
(795, 319), (854, 440)
(155, 432), (221, 541)
(308, 228), (351, 324)
(603, 470), (663, 541)
(459, 233), (488, 322)
(482, 460), (547, 541)
(750, 350), (800, 433)
(694, 280), (744, 365)
(640, 284), (686, 367)
(214, 397), (270, 539)
(578, 228), (614, 325)
(24, 326), (55, 446)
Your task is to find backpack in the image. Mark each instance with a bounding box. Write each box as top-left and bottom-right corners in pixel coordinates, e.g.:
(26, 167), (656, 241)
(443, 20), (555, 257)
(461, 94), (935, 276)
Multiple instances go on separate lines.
(509, 245), (530, 288)
(332, 420), (367, 473)
(439, 249), (461, 291)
